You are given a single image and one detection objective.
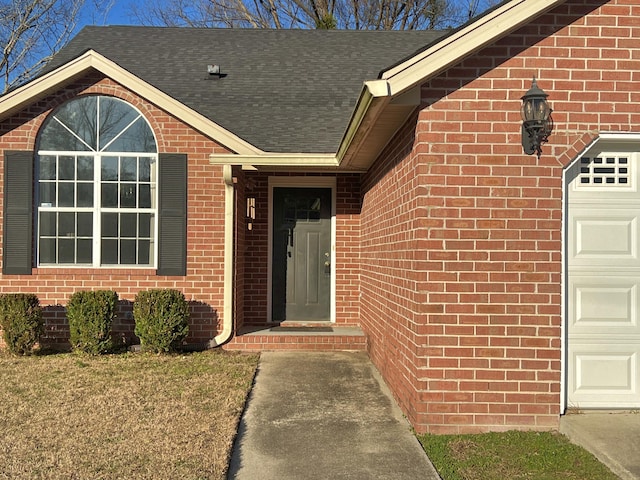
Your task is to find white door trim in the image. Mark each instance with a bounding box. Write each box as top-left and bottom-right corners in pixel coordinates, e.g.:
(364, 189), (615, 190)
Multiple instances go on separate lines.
(267, 176), (337, 323)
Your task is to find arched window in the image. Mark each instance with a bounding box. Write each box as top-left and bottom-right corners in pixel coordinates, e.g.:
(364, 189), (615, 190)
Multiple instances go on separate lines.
(36, 95), (158, 267)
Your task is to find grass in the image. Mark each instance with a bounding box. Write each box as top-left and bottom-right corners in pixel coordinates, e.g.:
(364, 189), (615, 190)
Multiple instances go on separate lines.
(0, 349), (259, 480)
(418, 430), (619, 480)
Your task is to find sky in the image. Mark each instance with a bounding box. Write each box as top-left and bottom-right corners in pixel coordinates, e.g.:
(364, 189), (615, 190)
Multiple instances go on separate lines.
(81, 0), (137, 27)
(105, 2), (134, 25)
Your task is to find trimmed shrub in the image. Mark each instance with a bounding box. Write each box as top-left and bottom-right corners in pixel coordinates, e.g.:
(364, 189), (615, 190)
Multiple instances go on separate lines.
(67, 290), (119, 355)
(0, 294), (43, 355)
(133, 289), (189, 353)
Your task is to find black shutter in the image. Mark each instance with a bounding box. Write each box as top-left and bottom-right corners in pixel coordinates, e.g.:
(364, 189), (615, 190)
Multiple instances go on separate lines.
(3, 151), (33, 275)
(157, 153), (187, 276)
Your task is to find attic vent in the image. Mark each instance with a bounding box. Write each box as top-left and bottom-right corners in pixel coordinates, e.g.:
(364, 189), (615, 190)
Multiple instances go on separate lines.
(207, 64), (221, 76)
(578, 156), (630, 187)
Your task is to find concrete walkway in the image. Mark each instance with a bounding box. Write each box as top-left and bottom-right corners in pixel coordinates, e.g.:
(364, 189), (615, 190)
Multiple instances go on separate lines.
(561, 412), (640, 480)
(228, 352), (441, 480)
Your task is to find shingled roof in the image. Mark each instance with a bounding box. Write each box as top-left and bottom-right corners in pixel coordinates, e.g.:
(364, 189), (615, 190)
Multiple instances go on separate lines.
(46, 27), (445, 153)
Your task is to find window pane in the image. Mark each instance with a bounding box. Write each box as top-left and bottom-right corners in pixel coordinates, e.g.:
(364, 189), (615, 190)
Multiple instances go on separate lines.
(104, 117), (156, 153)
(138, 240), (150, 265)
(59, 212), (75, 237)
(39, 118), (91, 151)
(139, 214), (151, 237)
(101, 183), (118, 208)
(120, 239), (136, 264)
(59, 183), (75, 207)
(101, 239), (118, 264)
(40, 212), (57, 236)
(102, 157), (118, 181)
(78, 212), (93, 237)
(139, 184), (151, 208)
(121, 157), (137, 181)
(53, 96), (97, 150)
(39, 183), (56, 207)
(77, 239), (92, 263)
(120, 213), (137, 238)
(101, 213), (118, 237)
(140, 158), (151, 182)
(59, 239), (75, 263)
(39, 156), (57, 180)
(58, 156), (75, 180)
(40, 238), (56, 263)
(77, 183), (93, 207)
(98, 98), (139, 151)
(120, 183), (136, 208)
(77, 156), (94, 180)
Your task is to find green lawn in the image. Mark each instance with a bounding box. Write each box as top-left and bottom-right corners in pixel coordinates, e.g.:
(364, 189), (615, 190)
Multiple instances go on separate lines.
(418, 430), (619, 480)
(0, 350), (259, 479)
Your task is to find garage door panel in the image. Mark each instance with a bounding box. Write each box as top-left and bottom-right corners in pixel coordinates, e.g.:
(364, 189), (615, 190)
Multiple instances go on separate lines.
(569, 279), (638, 334)
(570, 209), (639, 267)
(568, 345), (639, 407)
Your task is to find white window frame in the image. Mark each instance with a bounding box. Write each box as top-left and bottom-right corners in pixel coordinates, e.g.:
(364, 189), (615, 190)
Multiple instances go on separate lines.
(36, 96), (159, 268)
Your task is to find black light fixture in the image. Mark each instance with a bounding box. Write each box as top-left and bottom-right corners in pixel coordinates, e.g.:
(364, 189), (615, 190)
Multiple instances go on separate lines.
(521, 77), (553, 159)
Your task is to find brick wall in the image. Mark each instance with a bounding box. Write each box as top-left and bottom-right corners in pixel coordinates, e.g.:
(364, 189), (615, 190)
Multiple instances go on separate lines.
(361, 0), (640, 433)
(0, 74), (230, 347)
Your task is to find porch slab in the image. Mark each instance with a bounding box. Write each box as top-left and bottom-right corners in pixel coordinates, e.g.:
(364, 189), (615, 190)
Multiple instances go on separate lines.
(224, 325), (366, 352)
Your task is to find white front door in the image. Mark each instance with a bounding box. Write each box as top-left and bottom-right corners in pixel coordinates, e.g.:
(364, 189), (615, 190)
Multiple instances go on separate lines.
(568, 150), (640, 408)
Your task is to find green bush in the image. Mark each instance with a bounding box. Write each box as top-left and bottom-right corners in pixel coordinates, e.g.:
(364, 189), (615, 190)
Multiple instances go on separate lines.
(133, 289), (190, 353)
(67, 290), (119, 355)
(0, 293), (43, 355)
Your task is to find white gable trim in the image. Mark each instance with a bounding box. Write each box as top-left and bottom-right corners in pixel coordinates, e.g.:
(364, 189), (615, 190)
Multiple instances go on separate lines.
(0, 50), (261, 155)
(382, 0), (567, 96)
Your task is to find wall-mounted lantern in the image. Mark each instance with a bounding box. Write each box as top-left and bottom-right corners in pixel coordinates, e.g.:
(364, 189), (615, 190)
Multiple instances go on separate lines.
(521, 77), (553, 159)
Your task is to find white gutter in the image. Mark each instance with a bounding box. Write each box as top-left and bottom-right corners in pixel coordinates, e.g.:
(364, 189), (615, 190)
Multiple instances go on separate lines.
(209, 164), (235, 347)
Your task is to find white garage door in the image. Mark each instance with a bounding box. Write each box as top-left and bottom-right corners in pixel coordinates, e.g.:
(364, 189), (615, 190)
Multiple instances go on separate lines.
(568, 150), (640, 408)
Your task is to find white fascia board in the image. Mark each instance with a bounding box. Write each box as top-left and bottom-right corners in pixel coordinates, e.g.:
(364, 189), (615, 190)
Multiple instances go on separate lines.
(335, 80), (390, 164)
(598, 132), (640, 142)
(383, 0), (568, 96)
(0, 50), (261, 155)
(209, 152), (340, 168)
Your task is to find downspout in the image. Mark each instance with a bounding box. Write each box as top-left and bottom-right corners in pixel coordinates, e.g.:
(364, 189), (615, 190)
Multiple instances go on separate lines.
(209, 164), (234, 347)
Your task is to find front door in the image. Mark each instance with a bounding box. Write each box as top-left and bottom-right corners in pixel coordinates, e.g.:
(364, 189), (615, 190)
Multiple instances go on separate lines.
(272, 187), (331, 321)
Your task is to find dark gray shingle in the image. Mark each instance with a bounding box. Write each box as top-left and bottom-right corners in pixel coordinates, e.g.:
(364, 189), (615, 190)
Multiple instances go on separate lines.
(47, 27), (444, 153)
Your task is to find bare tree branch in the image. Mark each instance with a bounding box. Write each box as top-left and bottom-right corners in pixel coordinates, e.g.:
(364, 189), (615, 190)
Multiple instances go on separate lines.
(1, 0), (85, 93)
(131, 0), (497, 30)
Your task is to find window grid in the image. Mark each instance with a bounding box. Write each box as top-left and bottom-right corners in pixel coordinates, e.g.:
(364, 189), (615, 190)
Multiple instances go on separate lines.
(37, 151), (157, 268)
(577, 156), (630, 188)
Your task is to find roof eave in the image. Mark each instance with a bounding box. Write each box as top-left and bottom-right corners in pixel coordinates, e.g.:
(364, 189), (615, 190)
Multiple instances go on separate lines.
(0, 49), (261, 155)
(337, 0), (569, 171)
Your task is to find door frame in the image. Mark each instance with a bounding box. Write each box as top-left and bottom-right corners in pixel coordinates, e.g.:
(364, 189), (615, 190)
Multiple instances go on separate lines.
(267, 176), (337, 323)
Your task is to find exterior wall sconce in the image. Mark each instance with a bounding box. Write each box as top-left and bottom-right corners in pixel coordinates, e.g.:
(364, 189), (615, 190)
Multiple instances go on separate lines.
(521, 77), (553, 158)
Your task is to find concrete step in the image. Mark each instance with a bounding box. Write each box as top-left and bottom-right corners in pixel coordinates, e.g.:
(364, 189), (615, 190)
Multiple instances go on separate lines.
(223, 325), (366, 352)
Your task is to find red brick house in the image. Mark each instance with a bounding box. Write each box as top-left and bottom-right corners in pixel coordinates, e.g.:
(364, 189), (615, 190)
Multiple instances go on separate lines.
(1, 0), (638, 434)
